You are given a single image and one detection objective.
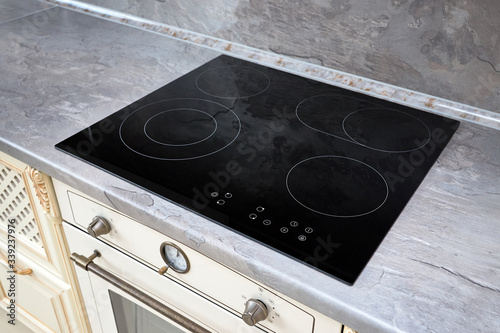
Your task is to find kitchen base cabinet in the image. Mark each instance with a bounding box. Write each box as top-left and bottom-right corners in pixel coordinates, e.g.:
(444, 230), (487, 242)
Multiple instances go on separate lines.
(0, 251), (70, 332)
(54, 179), (345, 333)
(0, 151), (89, 333)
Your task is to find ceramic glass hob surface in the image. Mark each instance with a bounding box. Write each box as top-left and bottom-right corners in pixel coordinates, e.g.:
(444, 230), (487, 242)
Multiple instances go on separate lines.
(56, 55), (459, 285)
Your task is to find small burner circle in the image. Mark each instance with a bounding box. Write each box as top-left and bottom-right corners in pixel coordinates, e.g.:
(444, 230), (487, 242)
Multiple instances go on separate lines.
(196, 66), (270, 99)
(286, 156), (389, 218)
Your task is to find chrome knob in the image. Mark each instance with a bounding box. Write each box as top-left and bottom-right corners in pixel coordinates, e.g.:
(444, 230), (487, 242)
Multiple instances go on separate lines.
(242, 299), (268, 326)
(87, 216), (111, 238)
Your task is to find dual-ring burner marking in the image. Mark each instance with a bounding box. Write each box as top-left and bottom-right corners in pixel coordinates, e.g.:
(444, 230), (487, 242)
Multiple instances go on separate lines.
(144, 108), (218, 147)
(296, 95), (432, 153)
(119, 98), (241, 161)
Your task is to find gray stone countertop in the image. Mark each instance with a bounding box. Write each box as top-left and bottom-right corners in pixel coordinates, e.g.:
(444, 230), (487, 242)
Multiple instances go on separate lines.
(1, 3), (499, 333)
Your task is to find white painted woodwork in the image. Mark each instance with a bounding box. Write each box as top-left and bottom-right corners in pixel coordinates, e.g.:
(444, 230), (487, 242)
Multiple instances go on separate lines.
(0, 151), (89, 333)
(54, 179), (343, 333)
(0, 257), (61, 331)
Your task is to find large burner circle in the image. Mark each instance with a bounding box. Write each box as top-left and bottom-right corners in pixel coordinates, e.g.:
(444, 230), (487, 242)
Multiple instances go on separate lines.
(342, 108), (431, 153)
(119, 99), (241, 160)
(286, 156), (389, 218)
(196, 66), (270, 99)
(144, 109), (217, 146)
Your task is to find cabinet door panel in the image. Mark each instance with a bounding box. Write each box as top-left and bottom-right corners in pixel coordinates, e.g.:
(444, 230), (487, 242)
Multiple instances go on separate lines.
(0, 259), (67, 332)
(0, 151), (90, 333)
(0, 159), (48, 260)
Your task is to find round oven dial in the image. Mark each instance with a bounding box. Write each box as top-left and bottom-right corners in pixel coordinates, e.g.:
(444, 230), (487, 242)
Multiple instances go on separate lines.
(158, 242), (190, 274)
(242, 299), (268, 326)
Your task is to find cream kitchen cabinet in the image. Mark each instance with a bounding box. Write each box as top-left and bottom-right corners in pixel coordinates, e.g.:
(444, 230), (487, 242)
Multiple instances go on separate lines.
(54, 179), (345, 333)
(0, 151), (89, 333)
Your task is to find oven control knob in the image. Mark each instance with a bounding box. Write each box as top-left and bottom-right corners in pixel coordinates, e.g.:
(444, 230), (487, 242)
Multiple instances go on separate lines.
(88, 216), (111, 238)
(242, 299), (268, 326)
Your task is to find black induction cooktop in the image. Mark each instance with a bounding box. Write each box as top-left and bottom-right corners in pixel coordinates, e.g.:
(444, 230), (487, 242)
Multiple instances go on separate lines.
(56, 55), (459, 285)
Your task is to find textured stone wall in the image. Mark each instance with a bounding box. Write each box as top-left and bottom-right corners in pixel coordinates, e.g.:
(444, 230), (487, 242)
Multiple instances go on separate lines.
(81, 0), (500, 113)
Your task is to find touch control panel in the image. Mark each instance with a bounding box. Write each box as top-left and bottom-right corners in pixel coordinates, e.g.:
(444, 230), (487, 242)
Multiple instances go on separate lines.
(206, 190), (317, 247)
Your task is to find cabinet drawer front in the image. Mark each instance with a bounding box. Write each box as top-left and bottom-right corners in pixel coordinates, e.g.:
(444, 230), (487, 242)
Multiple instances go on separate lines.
(0, 260), (66, 332)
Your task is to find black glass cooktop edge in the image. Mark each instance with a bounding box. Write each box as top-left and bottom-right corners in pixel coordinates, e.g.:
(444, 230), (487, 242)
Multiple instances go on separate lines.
(56, 54), (460, 285)
(55, 142), (358, 284)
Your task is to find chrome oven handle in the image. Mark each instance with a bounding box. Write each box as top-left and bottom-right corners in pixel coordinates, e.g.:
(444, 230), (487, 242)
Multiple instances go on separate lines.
(70, 251), (211, 333)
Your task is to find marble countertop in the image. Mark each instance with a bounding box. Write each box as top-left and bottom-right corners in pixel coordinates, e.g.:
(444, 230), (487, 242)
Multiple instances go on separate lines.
(1, 2), (499, 332)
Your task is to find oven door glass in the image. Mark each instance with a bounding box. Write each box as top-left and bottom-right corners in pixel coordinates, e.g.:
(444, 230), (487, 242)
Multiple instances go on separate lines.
(109, 290), (186, 333)
(88, 272), (198, 333)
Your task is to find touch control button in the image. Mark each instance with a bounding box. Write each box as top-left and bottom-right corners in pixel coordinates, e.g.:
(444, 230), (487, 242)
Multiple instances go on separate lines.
(290, 221), (299, 227)
(217, 199), (225, 205)
(249, 213), (258, 220)
(298, 235), (307, 241)
(263, 219), (271, 226)
(210, 192), (218, 197)
(305, 227), (313, 233)
(225, 193), (233, 198)
(256, 206), (265, 212)
(280, 227), (289, 233)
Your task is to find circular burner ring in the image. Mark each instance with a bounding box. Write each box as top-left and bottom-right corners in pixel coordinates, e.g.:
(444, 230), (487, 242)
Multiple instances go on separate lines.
(286, 155), (389, 218)
(119, 98), (241, 161)
(195, 66), (271, 99)
(295, 94), (432, 153)
(342, 108), (431, 153)
(144, 108), (218, 147)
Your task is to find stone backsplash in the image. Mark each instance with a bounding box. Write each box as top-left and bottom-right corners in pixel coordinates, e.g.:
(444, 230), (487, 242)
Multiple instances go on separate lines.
(75, 0), (500, 114)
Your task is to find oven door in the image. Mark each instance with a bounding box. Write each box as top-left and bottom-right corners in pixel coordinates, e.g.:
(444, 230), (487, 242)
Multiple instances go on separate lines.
(63, 223), (264, 333)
